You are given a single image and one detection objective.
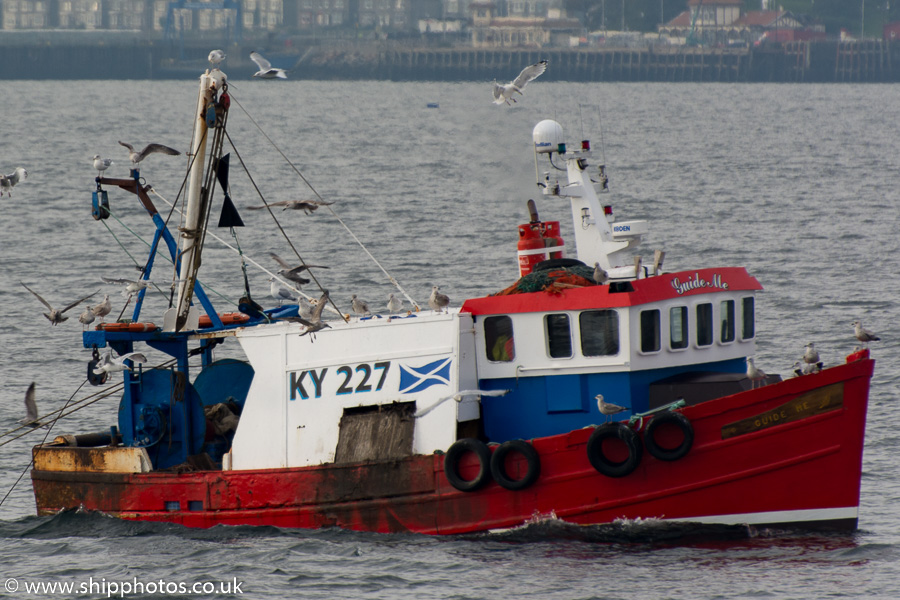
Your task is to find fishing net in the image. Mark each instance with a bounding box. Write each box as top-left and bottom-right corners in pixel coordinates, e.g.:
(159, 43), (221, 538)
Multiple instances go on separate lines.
(494, 264), (598, 296)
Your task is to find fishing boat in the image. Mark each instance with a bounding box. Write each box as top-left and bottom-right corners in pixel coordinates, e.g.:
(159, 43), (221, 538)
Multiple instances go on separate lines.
(29, 69), (874, 534)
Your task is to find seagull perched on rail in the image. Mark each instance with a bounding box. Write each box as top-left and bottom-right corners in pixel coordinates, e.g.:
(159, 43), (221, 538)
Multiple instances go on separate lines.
(297, 290), (331, 341)
(246, 199), (334, 214)
(118, 141), (181, 165)
(351, 294), (371, 318)
(250, 51), (287, 79)
(595, 394), (626, 423)
(746, 357), (767, 389)
(92, 350), (148, 376)
(0, 167), (27, 197)
(21, 283), (97, 326)
(492, 60), (547, 105)
(852, 320), (880, 346)
(208, 49), (226, 68)
(268, 277), (299, 305)
(20, 382), (46, 428)
(92, 294), (112, 321)
(593, 262), (608, 285)
(387, 293), (403, 316)
(92, 155), (114, 176)
(429, 286), (450, 313)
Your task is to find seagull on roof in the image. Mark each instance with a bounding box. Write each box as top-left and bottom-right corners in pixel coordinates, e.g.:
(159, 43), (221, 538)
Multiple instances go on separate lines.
(387, 293), (403, 316)
(746, 357), (766, 389)
(20, 382), (46, 428)
(118, 141), (181, 165)
(250, 51), (287, 79)
(269, 253), (328, 287)
(246, 199), (334, 214)
(208, 49), (226, 68)
(21, 283), (97, 326)
(92, 349), (148, 375)
(297, 290), (331, 341)
(492, 60), (547, 105)
(92, 155), (114, 175)
(351, 294), (371, 318)
(102, 276), (153, 299)
(0, 167), (27, 197)
(269, 277), (299, 305)
(593, 262), (608, 285)
(852, 320), (880, 346)
(429, 285), (450, 313)
(595, 394), (626, 424)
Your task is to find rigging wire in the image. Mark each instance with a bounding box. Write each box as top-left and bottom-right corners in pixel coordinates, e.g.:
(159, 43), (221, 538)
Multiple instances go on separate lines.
(227, 92), (421, 311)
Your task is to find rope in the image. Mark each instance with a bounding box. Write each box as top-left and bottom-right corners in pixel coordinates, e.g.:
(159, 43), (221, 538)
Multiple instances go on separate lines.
(228, 92), (421, 311)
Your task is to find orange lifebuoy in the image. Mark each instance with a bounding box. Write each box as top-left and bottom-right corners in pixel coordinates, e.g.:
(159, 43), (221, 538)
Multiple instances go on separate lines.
(96, 322), (158, 332)
(198, 312), (251, 328)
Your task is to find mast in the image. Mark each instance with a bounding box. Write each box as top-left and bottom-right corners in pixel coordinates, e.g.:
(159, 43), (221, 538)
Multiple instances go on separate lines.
(168, 72), (216, 332)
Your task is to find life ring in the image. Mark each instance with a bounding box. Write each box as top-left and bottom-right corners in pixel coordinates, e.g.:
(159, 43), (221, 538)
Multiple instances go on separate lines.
(444, 438), (492, 492)
(96, 322), (158, 332)
(586, 423), (643, 478)
(198, 312), (251, 328)
(644, 412), (694, 462)
(490, 439), (541, 491)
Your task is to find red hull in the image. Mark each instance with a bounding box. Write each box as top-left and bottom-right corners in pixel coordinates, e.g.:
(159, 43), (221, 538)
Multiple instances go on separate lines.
(32, 355), (873, 534)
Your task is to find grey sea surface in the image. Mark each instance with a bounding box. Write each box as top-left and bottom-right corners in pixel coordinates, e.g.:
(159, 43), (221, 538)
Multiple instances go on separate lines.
(0, 79), (899, 599)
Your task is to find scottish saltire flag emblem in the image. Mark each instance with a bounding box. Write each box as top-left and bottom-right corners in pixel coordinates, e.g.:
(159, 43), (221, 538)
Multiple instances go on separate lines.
(399, 358), (452, 394)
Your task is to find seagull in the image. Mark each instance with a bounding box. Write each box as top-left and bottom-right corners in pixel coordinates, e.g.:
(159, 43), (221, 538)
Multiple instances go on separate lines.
(118, 141), (181, 165)
(746, 357), (767, 389)
(102, 276), (153, 299)
(269, 253), (328, 287)
(351, 294), (370, 318)
(297, 290), (331, 340)
(92, 155), (114, 175)
(595, 394), (626, 423)
(78, 305), (96, 328)
(792, 360), (819, 377)
(92, 294), (112, 321)
(387, 293), (403, 316)
(492, 60), (547, 105)
(250, 51), (287, 79)
(269, 277), (299, 304)
(208, 49), (226, 67)
(852, 320), (880, 346)
(0, 167), (27, 197)
(21, 283), (97, 326)
(245, 199), (334, 214)
(803, 343), (819, 365)
(593, 262), (608, 285)
(429, 285), (450, 313)
(92, 350), (148, 376)
(20, 382), (45, 428)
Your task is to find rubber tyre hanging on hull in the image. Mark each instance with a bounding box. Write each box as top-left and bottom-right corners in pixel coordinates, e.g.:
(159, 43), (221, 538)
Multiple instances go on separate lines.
(586, 423), (643, 478)
(444, 438), (492, 492)
(490, 439), (541, 491)
(644, 411), (694, 462)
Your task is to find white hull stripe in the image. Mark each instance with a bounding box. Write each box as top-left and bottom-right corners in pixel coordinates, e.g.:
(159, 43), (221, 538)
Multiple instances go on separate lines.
(666, 506), (858, 526)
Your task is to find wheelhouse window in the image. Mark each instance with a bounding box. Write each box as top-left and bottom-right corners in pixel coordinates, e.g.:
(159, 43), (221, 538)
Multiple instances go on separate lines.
(580, 310), (619, 356)
(742, 297), (755, 340)
(484, 315), (515, 362)
(720, 300), (735, 343)
(696, 303), (713, 346)
(640, 309), (660, 353)
(670, 306), (688, 350)
(545, 314), (572, 358)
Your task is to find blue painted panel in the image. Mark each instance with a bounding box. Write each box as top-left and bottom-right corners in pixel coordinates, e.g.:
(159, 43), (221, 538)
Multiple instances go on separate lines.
(545, 374), (584, 413)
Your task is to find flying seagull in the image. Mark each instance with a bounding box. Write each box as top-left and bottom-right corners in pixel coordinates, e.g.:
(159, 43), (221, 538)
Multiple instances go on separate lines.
(0, 167), (27, 197)
(102, 276), (153, 299)
(246, 199), (334, 214)
(297, 290), (331, 340)
(21, 283), (97, 326)
(351, 294), (371, 318)
(92, 350), (148, 376)
(595, 394), (626, 423)
(429, 285), (450, 313)
(92, 155), (114, 175)
(118, 141), (181, 165)
(250, 51), (287, 79)
(269, 253), (328, 287)
(208, 49), (226, 67)
(852, 320), (880, 346)
(492, 60), (547, 106)
(20, 382), (45, 428)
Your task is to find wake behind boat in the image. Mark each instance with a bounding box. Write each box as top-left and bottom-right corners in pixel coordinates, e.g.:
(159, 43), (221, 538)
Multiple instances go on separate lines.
(28, 67), (874, 534)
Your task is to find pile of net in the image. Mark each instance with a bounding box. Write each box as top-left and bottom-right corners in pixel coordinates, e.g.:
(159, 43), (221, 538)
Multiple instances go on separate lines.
(494, 264), (598, 296)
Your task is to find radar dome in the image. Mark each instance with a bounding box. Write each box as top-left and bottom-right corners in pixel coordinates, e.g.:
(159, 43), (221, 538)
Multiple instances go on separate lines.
(533, 120), (565, 154)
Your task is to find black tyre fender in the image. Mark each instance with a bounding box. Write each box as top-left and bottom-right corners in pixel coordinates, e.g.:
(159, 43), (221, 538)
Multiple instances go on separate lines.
(444, 438), (492, 492)
(534, 258), (586, 271)
(586, 423), (643, 478)
(644, 412), (694, 462)
(490, 439), (541, 491)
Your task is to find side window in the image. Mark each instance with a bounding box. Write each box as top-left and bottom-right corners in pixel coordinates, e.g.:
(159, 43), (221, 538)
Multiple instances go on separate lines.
(580, 310), (619, 356)
(696, 303), (713, 346)
(742, 296), (755, 340)
(670, 306), (688, 350)
(484, 316), (515, 362)
(640, 309), (660, 353)
(545, 314), (572, 358)
(720, 299), (735, 343)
